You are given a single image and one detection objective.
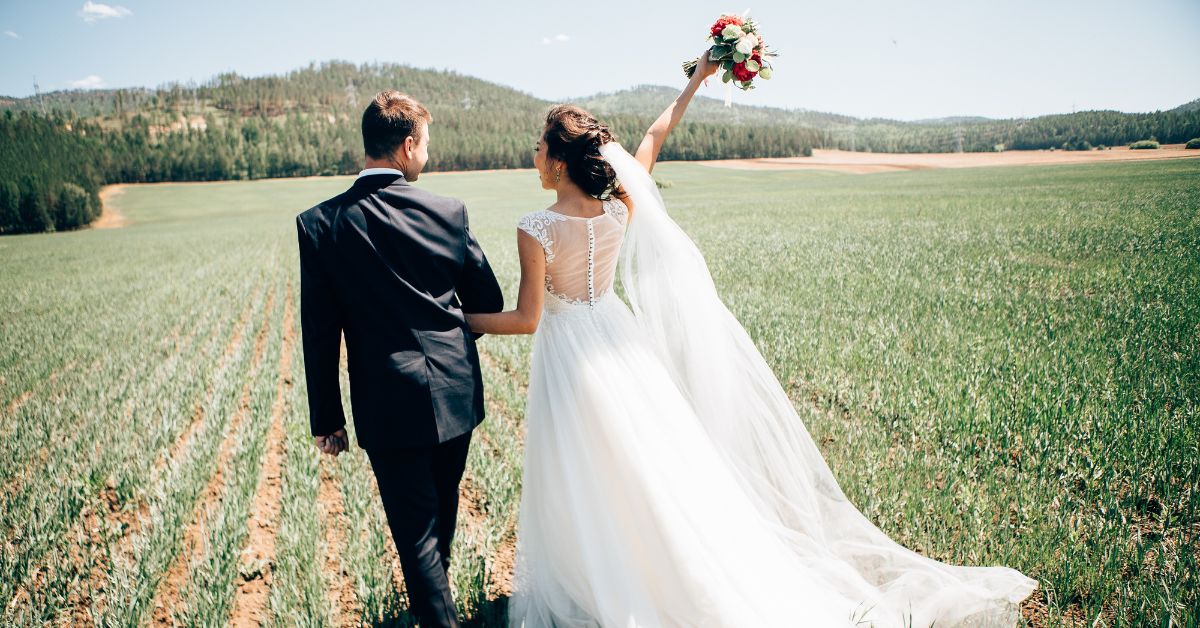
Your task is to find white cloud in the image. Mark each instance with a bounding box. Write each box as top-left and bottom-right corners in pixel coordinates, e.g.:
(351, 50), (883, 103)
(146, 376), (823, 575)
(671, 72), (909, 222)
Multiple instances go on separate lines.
(541, 34), (569, 45)
(79, 1), (132, 23)
(71, 75), (106, 89)
(3, 31), (18, 39)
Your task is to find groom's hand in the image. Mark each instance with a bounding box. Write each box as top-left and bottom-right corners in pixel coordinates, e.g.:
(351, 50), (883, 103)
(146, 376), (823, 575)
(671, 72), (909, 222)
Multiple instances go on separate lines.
(315, 428), (348, 457)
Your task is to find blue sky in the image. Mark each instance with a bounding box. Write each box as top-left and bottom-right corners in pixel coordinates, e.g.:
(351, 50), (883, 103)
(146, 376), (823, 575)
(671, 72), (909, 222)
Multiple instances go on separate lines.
(2, 0), (1197, 120)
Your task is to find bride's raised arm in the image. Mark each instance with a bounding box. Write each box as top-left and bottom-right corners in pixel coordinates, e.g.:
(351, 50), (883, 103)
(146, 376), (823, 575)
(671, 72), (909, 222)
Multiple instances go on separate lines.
(632, 51), (720, 174)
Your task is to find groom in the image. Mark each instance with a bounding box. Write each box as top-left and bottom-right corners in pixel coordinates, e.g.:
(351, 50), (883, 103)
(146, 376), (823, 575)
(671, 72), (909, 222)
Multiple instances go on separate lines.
(295, 90), (504, 627)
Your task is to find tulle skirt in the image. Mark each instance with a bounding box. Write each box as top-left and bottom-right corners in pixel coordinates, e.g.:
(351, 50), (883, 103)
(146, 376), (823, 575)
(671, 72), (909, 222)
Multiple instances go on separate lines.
(507, 292), (1035, 628)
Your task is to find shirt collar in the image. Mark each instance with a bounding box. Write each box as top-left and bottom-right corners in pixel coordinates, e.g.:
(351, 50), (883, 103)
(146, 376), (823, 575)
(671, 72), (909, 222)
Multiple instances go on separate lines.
(357, 167), (405, 179)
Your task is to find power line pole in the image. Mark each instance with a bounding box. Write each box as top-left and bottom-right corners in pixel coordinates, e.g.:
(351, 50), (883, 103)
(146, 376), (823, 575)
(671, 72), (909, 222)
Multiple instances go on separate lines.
(955, 126), (964, 153)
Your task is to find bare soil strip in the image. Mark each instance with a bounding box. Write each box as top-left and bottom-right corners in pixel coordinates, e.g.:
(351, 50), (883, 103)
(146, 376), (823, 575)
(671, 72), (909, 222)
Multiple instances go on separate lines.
(389, 550), (407, 602)
(318, 335), (363, 624)
(3, 321), (211, 618)
(473, 348), (525, 600)
(94, 185), (129, 229)
(229, 282), (296, 626)
(489, 529), (517, 601)
(61, 482), (145, 626)
(455, 473), (510, 613)
(3, 325), (202, 615)
(459, 476), (516, 602)
(317, 457), (360, 627)
(3, 358), (85, 422)
(3, 391), (33, 418)
(150, 288), (276, 625)
(698, 144), (1200, 174)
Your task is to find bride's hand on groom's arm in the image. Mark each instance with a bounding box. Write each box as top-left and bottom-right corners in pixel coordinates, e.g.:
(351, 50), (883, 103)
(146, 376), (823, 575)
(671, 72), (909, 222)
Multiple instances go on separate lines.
(463, 232), (545, 335)
(464, 307), (538, 336)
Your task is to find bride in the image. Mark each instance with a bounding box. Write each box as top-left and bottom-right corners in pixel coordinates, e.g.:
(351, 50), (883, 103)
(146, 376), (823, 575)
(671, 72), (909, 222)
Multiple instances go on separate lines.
(464, 52), (1036, 627)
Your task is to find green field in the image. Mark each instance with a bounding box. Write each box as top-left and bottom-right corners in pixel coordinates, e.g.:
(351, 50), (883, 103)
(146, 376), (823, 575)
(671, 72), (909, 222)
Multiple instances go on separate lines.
(1, 159), (1197, 626)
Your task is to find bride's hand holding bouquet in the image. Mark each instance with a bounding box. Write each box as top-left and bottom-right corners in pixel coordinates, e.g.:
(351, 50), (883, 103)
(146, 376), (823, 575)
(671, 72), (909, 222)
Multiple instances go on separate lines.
(631, 14), (774, 169)
(683, 13), (777, 92)
(688, 49), (721, 84)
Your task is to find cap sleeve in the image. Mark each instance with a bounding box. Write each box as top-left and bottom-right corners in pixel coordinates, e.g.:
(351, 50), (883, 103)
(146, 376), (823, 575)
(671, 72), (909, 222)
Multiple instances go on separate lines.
(517, 210), (569, 263)
(603, 197), (629, 225)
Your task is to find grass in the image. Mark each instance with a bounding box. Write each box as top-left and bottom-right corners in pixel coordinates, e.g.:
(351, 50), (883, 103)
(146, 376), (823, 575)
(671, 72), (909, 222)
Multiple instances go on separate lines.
(0, 158), (1197, 626)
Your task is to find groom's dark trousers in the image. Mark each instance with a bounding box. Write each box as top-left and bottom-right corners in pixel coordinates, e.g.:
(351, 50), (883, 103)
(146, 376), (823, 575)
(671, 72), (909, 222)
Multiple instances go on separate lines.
(296, 172), (503, 628)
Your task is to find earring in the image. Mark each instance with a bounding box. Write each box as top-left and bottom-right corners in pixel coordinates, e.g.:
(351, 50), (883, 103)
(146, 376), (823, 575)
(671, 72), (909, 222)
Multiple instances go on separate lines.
(555, 167), (562, 183)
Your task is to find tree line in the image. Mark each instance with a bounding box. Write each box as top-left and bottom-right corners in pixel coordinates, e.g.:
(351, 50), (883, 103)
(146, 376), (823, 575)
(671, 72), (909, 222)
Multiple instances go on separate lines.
(823, 109), (1200, 154)
(0, 111), (103, 234)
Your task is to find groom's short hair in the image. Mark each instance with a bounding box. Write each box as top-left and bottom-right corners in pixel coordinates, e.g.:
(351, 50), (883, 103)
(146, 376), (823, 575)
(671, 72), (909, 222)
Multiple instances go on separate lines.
(362, 91), (433, 159)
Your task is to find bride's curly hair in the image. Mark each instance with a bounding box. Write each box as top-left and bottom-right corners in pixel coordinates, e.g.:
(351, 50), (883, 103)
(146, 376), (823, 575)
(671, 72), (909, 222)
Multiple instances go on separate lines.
(543, 104), (622, 199)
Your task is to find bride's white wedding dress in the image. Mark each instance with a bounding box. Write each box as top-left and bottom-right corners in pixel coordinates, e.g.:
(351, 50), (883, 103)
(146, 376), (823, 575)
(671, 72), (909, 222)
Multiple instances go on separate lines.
(507, 144), (1036, 628)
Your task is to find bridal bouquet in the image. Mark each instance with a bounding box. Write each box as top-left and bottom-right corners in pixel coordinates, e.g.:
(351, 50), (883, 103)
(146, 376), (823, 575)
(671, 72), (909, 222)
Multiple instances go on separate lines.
(682, 13), (777, 91)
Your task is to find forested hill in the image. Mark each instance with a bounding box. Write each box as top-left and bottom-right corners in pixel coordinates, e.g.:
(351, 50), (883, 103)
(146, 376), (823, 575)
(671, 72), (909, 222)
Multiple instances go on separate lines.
(1171, 98), (1200, 114)
(2, 62), (818, 179)
(582, 85), (1200, 153)
(1, 60), (1198, 234)
(0, 62), (820, 234)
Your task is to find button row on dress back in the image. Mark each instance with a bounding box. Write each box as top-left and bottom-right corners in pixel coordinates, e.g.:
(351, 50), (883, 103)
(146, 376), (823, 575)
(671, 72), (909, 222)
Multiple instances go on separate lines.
(586, 220), (596, 308)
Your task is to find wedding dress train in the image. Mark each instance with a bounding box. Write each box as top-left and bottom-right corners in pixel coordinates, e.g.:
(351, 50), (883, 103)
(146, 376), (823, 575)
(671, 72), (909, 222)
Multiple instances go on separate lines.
(506, 144), (1036, 627)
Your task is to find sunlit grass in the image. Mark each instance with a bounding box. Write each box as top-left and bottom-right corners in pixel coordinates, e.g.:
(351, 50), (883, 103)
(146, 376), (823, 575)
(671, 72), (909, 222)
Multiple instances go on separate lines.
(0, 158), (1195, 625)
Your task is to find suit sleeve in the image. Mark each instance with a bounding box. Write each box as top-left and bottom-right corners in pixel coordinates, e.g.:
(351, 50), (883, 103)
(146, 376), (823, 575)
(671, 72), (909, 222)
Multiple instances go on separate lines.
(296, 215), (347, 437)
(456, 202), (505, 336)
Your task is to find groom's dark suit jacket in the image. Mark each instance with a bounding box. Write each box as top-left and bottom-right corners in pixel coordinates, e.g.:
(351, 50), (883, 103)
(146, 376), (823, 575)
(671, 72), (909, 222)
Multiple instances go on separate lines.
(296, 172), (504, 449)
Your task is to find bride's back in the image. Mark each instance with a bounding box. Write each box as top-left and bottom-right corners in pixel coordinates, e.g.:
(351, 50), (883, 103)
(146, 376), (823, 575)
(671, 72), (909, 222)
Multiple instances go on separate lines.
(517, 197), (628, 309)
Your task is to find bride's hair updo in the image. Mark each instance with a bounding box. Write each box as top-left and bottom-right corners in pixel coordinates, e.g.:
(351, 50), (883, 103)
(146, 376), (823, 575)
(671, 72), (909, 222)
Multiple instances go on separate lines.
(543, 104), (619, 199)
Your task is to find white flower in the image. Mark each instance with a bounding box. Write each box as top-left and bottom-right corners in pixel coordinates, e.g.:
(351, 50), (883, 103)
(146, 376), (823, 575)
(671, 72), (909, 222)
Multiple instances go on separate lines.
(735, 33), (759, 55)
(721, 24), (744, 40)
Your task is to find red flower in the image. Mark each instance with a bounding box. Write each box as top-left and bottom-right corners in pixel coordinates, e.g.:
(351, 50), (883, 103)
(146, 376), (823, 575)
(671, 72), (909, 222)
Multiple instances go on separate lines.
(710, 14), (744, 38)
(732, 61), (757, 82)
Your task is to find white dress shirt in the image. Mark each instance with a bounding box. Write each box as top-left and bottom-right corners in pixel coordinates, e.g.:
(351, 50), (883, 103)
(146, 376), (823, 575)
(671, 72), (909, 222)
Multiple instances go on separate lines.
(357, 167), (405, 179)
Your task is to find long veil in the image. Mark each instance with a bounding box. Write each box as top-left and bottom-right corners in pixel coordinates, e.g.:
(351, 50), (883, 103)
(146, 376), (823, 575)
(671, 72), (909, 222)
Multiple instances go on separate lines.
(600, 142), (1037, 627)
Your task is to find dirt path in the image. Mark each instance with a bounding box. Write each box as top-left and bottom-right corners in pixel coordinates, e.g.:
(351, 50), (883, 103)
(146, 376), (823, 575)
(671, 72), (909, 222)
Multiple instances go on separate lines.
(698, 144), (1200, 174)
(150, 287), (275, 625)
(317, 458), (360, 627)
(472, 349), (526, 601)
(316, 332), (361, 628)
(94, 185), (129, 229)
(229, 282), (295, 625)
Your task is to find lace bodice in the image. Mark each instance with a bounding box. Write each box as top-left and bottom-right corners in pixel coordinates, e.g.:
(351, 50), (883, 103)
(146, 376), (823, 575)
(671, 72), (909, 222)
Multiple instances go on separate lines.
(517, 197), (628, 309)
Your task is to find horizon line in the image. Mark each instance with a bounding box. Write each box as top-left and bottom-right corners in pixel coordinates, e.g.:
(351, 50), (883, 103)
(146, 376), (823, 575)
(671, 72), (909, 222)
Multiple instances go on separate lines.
(1, 59), (1195, 124)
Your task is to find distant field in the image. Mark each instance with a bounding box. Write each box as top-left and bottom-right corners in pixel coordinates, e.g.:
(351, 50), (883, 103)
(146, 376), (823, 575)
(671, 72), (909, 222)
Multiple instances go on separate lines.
(1, 159), (1197, 626)
(701, 143), (1200, 174)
